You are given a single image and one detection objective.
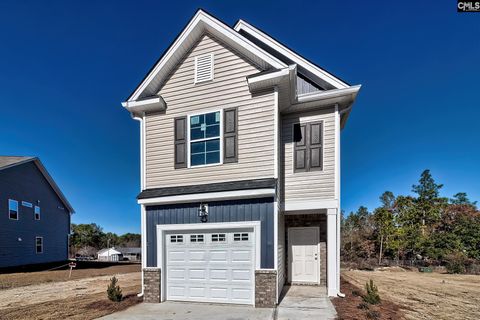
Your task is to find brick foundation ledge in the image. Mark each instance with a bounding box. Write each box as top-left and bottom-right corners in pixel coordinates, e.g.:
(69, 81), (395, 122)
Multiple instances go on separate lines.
(255, 269), (277, 308)
(143, 267), (161, 303)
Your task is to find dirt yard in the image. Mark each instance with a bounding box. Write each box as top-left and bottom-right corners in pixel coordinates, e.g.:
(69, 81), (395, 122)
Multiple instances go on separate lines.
(0, 265), (141, 319)
(343, 268), (480, 320)
(0, 263), (140, 290)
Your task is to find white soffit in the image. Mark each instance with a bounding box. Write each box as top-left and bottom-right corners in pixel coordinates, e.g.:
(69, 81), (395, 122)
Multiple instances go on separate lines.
(126, 10), (287, 103)
(234, 20), (350, 90)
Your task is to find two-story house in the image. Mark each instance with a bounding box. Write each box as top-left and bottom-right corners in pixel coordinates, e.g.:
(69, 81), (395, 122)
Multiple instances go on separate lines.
(122, 10), (360, 307)
(0, 156), (74, 268)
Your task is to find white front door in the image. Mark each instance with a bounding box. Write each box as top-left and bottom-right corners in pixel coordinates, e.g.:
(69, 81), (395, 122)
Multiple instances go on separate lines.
(289, 227), (319, 284)
(165, 229), (254, 305)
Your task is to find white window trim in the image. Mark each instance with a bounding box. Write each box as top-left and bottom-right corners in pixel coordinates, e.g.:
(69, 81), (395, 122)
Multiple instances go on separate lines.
(291, 120), (325, 174)
(34, 206), (41, 220)
(187, 109), (223, 168)
(194, 53), (214, 84)
(156, 221), (261, 303)
(35, 236), (43, 254)
(8, 199), (19, 220)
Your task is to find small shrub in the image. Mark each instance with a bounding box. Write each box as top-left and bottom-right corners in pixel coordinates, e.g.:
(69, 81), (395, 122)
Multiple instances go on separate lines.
(366, 310), (381, 320)
(351, 289), (361, 297)
(357, 301), (369, 310)
(363, 279), (380, 305)
(445, 251), (467, 274)
(107, 276), (123, 302)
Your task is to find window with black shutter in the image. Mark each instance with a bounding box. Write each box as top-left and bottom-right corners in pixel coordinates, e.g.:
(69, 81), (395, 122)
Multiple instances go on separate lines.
(293, 121), (323, 172)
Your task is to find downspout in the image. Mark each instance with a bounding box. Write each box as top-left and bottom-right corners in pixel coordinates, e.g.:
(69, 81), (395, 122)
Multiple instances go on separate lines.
(132, 113), (146, 297)
(335, 105), (346, 298)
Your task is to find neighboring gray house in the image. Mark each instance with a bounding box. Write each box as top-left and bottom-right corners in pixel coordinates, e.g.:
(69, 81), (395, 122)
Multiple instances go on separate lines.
(0, 156), (74, 268)
(122, 10), (360, 307)
(117, 247), (141, 261)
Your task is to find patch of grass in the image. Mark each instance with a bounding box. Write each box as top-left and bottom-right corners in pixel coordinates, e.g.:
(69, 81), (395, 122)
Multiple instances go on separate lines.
(366, 310), (381, 320)
(357, 301), (370, 310)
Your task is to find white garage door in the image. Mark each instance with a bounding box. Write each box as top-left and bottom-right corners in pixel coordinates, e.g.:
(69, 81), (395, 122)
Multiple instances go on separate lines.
(165, 229), (254, 305)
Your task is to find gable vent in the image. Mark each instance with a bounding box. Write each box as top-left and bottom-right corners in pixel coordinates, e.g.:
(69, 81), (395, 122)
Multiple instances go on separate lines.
(194, 53), (214, 83)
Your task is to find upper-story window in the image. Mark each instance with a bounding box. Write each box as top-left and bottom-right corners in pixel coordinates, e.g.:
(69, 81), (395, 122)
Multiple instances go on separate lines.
(9, 199), (18, 220)
(194, 53), (214, 83)
(35, 236), (43, 254)
(34, 206), (41, 220)
(293, 121), (323, 172)
(189, 111), (221, 166)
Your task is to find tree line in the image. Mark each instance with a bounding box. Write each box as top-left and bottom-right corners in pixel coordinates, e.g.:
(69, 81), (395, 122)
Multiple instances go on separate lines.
(70, 223), (141, 256)
(342, 170), (479, 272)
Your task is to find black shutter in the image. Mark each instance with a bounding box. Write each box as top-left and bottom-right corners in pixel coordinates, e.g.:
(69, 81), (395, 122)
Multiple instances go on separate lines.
(294, 121), (323, 172)
(309, 122), (323, 170)
(293, 123), (307, 172)
(223, 108), (238, 163)
(174, 116), (187, 169)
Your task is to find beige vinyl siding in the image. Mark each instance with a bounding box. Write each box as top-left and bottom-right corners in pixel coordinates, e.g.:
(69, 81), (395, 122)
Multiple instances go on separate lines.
(145, 33), (275, 189)
(281, 108), (335, 202)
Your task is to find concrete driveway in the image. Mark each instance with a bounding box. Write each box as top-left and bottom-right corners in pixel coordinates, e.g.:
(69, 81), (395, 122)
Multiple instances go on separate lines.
(99, 301), (274, 320)
(100, 286), (336, 320)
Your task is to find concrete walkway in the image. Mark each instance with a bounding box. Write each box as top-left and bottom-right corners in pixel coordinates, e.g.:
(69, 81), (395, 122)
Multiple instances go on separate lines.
(276, 286), (337, 320)
(100, 285), (336, 320)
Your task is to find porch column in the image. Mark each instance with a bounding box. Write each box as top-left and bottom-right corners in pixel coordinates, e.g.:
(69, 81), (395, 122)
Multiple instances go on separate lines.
(327, 208), (339, 297)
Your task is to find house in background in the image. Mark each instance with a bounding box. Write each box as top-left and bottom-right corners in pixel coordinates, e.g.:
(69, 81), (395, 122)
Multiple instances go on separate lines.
(122, 10), (360, 307)
(117, 247), (141, 261)
(0, 156), (74, 268)
(97, 247), (122, 262)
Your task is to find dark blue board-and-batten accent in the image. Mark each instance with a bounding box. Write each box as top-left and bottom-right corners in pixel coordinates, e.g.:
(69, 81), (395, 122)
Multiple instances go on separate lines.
(146, 197), (274, 269)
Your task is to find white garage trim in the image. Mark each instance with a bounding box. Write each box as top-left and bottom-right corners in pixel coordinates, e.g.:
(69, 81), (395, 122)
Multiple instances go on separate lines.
(156, 221), (261, 304)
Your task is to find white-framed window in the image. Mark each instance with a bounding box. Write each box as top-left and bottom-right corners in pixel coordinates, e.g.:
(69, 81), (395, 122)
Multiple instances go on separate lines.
(190, 234), (204, 243)
(189, 111), (221, 167)
(194, 53), (214, 83)
(170, 235), (183, 243)
(35, 236), (43, 254)
(212, 234), (226, 242)
(233, 233), (249, 241)
(34, 206), (41, 220)
(8, 199), (18, 220)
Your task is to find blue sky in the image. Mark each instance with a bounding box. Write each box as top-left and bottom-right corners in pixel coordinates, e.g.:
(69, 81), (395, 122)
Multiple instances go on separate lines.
(0, 1), (478, 234)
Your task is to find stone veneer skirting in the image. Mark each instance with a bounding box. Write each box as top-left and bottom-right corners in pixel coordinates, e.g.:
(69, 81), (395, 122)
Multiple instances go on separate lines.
(255, 269), (277, 307)
(143, 268), (161, 303)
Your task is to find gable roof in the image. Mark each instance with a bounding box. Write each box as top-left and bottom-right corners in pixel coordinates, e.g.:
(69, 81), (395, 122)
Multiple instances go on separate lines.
(0, 156), (74, 213)
(124, 9), (286, 105)
(234, 19), (350, 90)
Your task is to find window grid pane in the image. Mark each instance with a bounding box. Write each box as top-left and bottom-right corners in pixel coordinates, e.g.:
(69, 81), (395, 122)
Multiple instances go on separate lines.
(190, 111), (220, 166)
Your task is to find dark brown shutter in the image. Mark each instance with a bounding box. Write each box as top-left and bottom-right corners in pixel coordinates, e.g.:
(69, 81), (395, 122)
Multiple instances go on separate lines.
(174, 116), (187, 169)
(223, 108), (238, 163)
(309, 122), (323, 170)
(293, 123), (307, 172)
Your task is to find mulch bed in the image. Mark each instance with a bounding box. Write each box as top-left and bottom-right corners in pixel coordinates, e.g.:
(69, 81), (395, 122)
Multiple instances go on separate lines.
(332, 277), (405, 320)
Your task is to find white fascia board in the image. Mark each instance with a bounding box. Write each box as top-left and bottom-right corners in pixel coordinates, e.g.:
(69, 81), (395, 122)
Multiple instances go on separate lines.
(247, 65), (295, 93)
(122, 96), (166, 115)
(283, 199), (339, 211)
(138, 188), (275, 205)
(128, 10), (286, 103)
(297, 85), (361, 104)
(234, 20), (349, 89)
